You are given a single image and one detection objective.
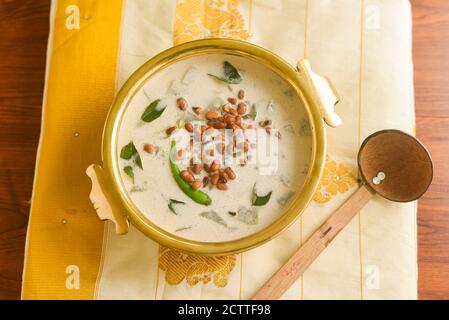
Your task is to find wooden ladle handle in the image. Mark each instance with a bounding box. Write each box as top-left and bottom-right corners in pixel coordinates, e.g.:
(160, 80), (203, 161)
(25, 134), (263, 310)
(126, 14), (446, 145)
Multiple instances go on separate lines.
(252, 185), (374, 300)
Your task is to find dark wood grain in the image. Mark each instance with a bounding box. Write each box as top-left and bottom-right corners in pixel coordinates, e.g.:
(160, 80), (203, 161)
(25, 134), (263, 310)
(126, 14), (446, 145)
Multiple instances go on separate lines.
(416, 118), (449, 299)
(0, 0), (50, 300)
(413, 0), (449, 118)
(412, 0), (449, 300)
(0, 0), (447, 300)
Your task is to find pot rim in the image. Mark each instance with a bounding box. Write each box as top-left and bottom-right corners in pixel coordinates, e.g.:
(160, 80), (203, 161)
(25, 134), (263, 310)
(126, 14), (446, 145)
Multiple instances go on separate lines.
(101, 38), (327, 255)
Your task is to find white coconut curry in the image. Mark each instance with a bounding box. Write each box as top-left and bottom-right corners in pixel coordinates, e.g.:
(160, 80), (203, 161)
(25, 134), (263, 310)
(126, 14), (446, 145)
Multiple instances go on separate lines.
(118, 54), (312, 242)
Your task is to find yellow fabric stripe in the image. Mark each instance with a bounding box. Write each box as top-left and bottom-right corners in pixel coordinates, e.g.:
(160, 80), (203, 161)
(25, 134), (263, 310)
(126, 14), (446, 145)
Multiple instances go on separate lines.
(22, 0), (123, 299)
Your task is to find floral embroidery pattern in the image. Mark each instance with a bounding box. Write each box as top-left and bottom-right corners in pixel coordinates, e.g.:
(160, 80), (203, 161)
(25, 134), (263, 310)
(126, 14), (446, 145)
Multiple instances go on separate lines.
(313, 155), (358, 203)
(173, 0), (250, 45)
(159, 246), (237, 287)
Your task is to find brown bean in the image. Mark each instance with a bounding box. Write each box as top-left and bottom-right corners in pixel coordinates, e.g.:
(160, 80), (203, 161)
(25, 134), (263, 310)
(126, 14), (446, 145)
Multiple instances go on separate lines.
(177, 97), (187, 110)
(191, 180), (203, 190)
(185, 122), (193, 132)
(259, 120), (272, 128)
(210, 160), (220, 172)
(203, 163), (210, 172)
(238, 89), (245, 100)
(180, 170), (195, 183)
(229, 108), (238, 116)
(166, 126), (177, 135)
(192, 163), (201, 174)
(213, 121), (226, 129)
(205, 111), (219, 120)
(222, 104), (231, 113)
(216, 182), (228, 191)
(143, 143), (154, 154)
(192, 106), (202, 115)
(224, 167), (236, 180)
(237, 102), (247, 115)
(276, 131), (282, 139)
(265, 127), (272, 135)
(211, 174), (220, 185)
(228, 97), (237, 105)
(224, 115), (234, 125)
(235, 115), (242, 125)
(219, 170), (229, 180)
(180, 170), (189, 179)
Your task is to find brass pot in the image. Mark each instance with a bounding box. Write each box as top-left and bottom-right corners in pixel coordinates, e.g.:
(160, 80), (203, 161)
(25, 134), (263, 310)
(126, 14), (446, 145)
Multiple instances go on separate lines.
(87, 38), (341, 255)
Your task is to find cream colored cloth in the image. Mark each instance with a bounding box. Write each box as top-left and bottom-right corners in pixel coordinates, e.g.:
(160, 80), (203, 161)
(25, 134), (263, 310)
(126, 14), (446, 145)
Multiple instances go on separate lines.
(22, 0), (416, 300)
(96, 0), (416, 299)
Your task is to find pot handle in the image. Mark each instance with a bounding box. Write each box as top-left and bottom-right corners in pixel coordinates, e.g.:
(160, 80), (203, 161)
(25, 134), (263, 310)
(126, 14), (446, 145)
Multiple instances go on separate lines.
(296, 59), (342, 127)
(86, 164), (129, 234)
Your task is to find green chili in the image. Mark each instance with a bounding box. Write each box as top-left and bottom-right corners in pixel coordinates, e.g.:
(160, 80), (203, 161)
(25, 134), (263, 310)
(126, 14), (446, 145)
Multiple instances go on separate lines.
(169, 140), (212, 206)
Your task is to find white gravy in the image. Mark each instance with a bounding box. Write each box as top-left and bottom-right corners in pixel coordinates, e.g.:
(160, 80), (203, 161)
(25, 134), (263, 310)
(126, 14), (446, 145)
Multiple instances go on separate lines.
(118, 54), (312, 242)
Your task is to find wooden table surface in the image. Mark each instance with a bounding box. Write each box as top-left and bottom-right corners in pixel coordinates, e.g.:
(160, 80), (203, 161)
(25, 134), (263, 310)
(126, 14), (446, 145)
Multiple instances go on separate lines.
(0, 0), (447, 300)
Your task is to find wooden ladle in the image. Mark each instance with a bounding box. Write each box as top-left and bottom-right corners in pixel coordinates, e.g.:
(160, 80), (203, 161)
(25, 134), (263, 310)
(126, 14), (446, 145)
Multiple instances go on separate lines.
(252, 129), (433, 300)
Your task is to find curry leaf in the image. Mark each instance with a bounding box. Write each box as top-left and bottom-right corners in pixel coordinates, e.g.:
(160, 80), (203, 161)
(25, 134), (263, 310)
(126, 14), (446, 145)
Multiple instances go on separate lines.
(123, 166), (134, 182)
(249, 103), (258, 120)
(251, 184), (272, 206)
(223, 61), (242, 84)
(141, 99), (166, 123)
(237, 206), (259, 225)
(168, 199), (186, 215)
(277, 191), (295, 206)
(208, 61), (242, 84)
(134, 154), (143, 169)
(207, 74), (233, 84)
(120, 142), (138, 160)
(200, 211), (228, 228)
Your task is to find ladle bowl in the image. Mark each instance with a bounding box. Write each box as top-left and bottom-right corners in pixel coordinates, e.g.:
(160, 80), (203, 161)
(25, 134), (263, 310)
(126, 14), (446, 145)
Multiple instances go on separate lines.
(358, 129), (433, 202)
